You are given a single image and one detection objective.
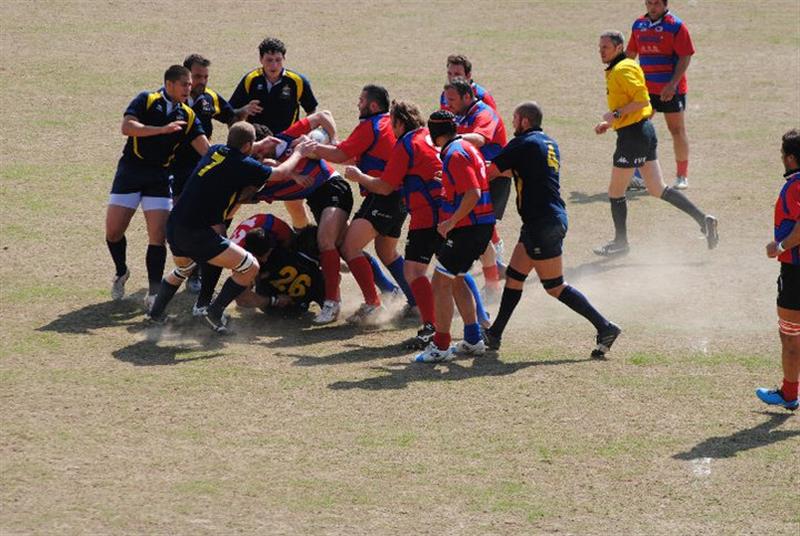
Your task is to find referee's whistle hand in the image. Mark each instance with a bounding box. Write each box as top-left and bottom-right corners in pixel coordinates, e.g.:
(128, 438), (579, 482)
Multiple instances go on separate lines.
(594, 122), (610, 135)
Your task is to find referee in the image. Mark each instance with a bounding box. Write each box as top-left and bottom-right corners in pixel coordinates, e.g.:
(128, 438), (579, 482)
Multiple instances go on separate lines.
(484, 102), (620, 358)
(593, 31), (718, 257)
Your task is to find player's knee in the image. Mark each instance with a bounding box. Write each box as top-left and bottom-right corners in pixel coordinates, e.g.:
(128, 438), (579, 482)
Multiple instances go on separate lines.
(541, 276), (564, 296)
(171, 261), (197, 281)
(234, 251), (259, 276)
(506, 266), (528, 283)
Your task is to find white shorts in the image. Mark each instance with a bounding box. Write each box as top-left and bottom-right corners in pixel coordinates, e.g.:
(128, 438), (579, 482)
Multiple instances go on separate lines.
(108, 192), (172, 211)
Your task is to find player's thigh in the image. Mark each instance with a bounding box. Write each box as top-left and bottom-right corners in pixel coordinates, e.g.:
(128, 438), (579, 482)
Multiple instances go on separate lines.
(105, 204), (137, 240)
(283, 199), (311, 228)
(143, 209), (169, 244)
(532, 256), (563, 282)
(374, 235), (399, 264)
(638, 160), (667, 196)
(663, 111), (686, 136)
(318, 206), (349, 250)
(341, 218), (378, 259)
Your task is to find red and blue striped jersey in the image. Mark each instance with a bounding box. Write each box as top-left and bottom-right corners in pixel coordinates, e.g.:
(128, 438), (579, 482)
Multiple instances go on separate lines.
(338, 113), (396, 179)
(627, 11), (695, 95)
(382, 128), (443, 230)
(256, 118), (339, 202)
(440, 138), (495, 229)
(775, 170), (800, 265)
(440, 81), (498, 112)
(456, 100), (507, 162)
(231, 213), (294, 249)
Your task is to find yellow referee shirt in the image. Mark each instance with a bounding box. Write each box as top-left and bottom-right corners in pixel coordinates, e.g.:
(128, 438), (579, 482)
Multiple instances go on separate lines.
(605, 57), (653, 130)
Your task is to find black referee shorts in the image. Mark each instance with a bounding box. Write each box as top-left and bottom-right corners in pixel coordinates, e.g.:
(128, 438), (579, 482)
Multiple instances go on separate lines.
(613, 119), (658, 169)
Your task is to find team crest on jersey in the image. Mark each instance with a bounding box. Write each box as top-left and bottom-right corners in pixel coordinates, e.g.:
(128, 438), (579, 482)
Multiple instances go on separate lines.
(280, 86), (292, 99)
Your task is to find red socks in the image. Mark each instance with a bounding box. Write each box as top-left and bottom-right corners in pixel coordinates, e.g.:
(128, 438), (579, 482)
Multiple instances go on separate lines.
(483, 264), (500, 289)
(320, 249), (341, 302)
(782, 380), (799, 402)
(491, 227), (500, 244)
(433, 331), (451, 351)
(677, 160), (689, 177)
(410, 276), (435, 325)
(347, 255), (380, 306)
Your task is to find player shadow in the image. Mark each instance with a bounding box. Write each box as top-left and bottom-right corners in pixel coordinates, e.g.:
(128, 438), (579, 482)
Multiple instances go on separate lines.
(112, 337), (226, 366)
(282, 340), (411, 367)
(253, 318), (401, 349)
(568, 189), (648, 205)
(36, 290), (149, 335)
(672, 412), (800, 460)
(328, 352), (594, 391)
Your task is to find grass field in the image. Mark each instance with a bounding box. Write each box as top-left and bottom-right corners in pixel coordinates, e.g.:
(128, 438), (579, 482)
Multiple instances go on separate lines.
(2, 1), (799, 534)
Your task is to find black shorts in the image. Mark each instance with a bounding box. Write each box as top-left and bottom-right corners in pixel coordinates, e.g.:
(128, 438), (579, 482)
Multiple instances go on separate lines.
(353, 191), (408, 238)
(520, 217), (568, 260)
(167, 223), (230, 263)
(435, 224), (493, 276)
(489, 176), (512, 220)
(306, 175), (354, 224)
(405, 227), (444, 265)
(614, 119), (658, 168)
(110, 155), (171, 197)
(778, 263), (800, 310)
(650, 93), (686, 114)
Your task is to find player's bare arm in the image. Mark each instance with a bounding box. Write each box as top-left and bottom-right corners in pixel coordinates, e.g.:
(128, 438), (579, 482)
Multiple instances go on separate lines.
(121, 115), (185, 137)
(661, 56), (692, 101)
(343, 165), (394, 195)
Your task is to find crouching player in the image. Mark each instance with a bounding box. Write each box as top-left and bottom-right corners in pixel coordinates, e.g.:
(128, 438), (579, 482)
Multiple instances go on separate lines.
(413, 110), (495, 363)
(482, 102), (620, 358)
(757, 129), (800, 411)
(146, 122), (311, 333)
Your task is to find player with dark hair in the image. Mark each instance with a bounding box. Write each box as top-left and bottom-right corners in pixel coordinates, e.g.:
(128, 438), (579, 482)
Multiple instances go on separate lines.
(106, 64), (209, 308)
(443, 78), (510, 302)
(312, 85), (417, 325)
(627, 0), (695, 190)
(145, 122), (312, 332)
(412, 110), (495, 363)
(593, 31), (718, 257)
(483, 101), (621, 357)
(756, 129), (800, 411)
(439, 54), (498, 112)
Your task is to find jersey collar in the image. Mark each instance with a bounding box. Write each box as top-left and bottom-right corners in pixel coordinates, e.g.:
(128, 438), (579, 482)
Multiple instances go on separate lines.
(440, 135), (462, 154)
(785, 168), (800, 180)
(606, 53), (627, 71)
(159, 87), (179, 114)
(645, 9), (669, 25)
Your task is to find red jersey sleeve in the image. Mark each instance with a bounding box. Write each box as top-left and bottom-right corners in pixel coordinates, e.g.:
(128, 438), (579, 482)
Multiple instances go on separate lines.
(380, 142), (410, 189)
(482, 92), (498, 111)
(337, 121), (373, 160)
(788, 183), (800, 220)
(470, 109), (498, 143)
(673, 23), (695, 56)
(450, 152), (481, 193)
(626, 29), (639, 55)
(281, 117), (311, 139)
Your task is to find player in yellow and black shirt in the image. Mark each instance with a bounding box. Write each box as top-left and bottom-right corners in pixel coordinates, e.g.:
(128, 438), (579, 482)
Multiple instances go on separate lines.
(593, 31), (718, 257)
(106, 64), (209, 307)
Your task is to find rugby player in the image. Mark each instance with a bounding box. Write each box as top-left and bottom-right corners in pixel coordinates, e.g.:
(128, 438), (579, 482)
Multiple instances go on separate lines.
(756, 129), (800, 411)
(593, 31), (718, 257)
(627, 0), (695, 190)
(312, 85), (417, 324)
(145, 122), (312, 333)
(439, 54), (498, 112)
(443, 78), (510, 302)
(413, 110), (495, 363)
(106, 65), (209, 308)
(483, 102), (621, 358)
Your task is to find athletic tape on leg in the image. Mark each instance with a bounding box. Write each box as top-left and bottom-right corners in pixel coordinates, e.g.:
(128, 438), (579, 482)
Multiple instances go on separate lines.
(234, 252), (256, 273)
(778, 318), (800, 336)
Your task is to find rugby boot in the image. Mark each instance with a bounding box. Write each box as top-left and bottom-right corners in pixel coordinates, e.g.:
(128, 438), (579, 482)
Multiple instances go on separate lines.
(673, 176), (689, 190)
(703, 215), (719, 250)
(346, 302), (385, 325)
(593, 240), (630, 257)
(313, 300), (340, 325)
(111, 269), (130, 301)
(413, 342), (455, 363)
(455, 339), (486, 356)
(627, 175), (646, 191)
(482, 327), (502, 351)
(204, 308), (230, 334)
(591, 322), (622, 358)
(755, 388), (799, 410)
(404, 323), (435, 350)
(186, 271), (202, 294)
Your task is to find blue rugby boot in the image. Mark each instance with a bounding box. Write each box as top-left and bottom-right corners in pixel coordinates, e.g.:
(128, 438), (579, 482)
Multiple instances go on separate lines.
(755, 388), (799, 410)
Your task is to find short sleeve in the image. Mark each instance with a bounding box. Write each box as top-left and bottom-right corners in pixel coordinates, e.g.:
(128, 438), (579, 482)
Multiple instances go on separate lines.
(213, 92), (236, 124)
(299, 75), (318, 113)
(470, 109), (498, 142)
(380, 141), (411, 189)
(626, 26), (639, 55)
(449, 152), (481, 193)
(673, 24), (695, 56)
(228, 76), (248, 109)
(124, 92), (148, 118)
(491, 137), (522, 173)
(337, 121), (373, 160)
(281, 117), (311, 140)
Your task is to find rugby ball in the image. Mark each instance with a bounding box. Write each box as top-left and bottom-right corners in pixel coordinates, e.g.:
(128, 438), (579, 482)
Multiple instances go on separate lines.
(309, 127), (331, 145)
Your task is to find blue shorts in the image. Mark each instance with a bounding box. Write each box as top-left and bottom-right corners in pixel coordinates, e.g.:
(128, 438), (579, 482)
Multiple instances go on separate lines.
(167, 223), (230, 262)
(111, 155), (170, 197)
(519, 217), (567, 260)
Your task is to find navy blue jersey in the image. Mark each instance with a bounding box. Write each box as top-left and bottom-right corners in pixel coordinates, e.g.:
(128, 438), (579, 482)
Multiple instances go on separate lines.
(171, 88), (236, 175)
(229, 68), (317, 133)
(492, 128), (567, 224)
(170, 144), (272, 228)
(122, 88), (204, 168)
(255, 247), (325, 308)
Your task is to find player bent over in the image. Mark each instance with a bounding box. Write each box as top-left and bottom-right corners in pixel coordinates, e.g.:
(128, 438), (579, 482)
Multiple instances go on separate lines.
(756, 129), (800, 410)
(484, 102), (621, 357)
(593, 31), (718, 257)
(413, 111), (495, 363)
(146, 122), (311, 333)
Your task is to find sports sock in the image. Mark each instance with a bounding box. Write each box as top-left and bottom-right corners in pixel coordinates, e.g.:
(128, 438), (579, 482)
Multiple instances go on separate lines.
(661, 186), (705, 228)
(148, 279), (179, 318)
(410, 276), (435, 325)
(483, 263), (500, 289)
(677, 160), (689, 177)
(610, 197), (628, 244)
(197, 262), (222, 308)
(489, 287), (522, 338)
(207, 278), (247, 317)
(491, 227), (500, 244)
(365, 252), (397, 293)
(463, 322), (481, 345)
(433, 331), (451, 351)
(464, 273), (490, 325)
(146, 244), (167, 294)
(557, 285), (609, 332)
(386, 256), (415, 305)
(319, 249), (341, 302)
(107, 236), (127, 277)
(347, 255), (380, 305)
(781, 380), (799, 401)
